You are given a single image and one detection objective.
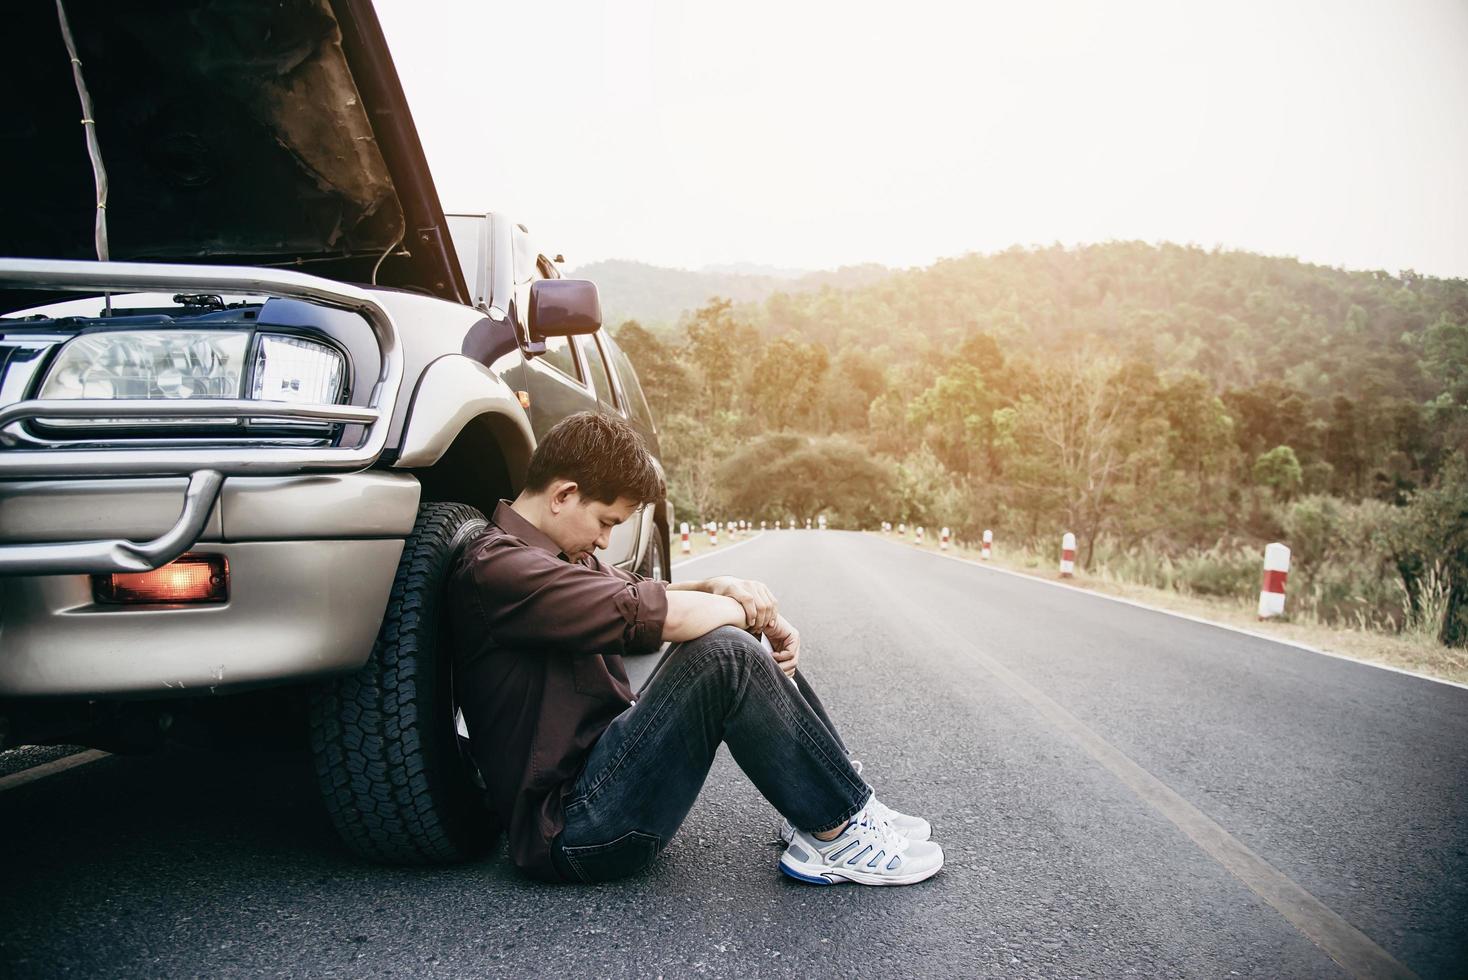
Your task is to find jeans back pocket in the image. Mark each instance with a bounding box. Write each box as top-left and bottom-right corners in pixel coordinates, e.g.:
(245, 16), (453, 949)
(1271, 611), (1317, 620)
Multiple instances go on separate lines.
(560, 830), (661, 883)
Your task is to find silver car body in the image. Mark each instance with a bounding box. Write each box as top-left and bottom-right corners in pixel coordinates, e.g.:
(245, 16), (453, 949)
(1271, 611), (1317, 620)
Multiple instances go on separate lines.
(0, 254), (659, 699)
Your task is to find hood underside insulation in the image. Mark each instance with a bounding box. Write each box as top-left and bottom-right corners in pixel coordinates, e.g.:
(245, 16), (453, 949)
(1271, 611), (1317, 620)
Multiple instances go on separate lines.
(3, 0), (405, 269)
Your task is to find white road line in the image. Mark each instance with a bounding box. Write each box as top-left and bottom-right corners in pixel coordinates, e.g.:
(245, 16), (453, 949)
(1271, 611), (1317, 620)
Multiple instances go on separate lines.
(670, 532), (766, 571)
(963, 636), (1419, 980)
(872, 534), (1468, 693)
(882, 574), (1421, 980)
(0, 749), (110, 793)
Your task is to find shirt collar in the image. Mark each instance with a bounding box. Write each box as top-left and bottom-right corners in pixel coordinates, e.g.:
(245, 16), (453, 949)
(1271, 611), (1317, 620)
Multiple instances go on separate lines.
(492, 499), (571, 562)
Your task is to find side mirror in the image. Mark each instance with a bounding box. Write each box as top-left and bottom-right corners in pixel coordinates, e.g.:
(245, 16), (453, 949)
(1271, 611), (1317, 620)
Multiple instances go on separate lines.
(528, 279), (601, 344)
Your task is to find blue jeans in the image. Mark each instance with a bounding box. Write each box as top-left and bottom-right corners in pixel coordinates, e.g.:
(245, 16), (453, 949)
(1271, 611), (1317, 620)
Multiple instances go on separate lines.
(550, 626), (871, 883)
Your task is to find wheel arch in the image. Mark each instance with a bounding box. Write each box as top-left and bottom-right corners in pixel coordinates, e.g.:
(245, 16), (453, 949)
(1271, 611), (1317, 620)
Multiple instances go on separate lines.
(408, 411), (533, 518)
(395, 354), (535, 516)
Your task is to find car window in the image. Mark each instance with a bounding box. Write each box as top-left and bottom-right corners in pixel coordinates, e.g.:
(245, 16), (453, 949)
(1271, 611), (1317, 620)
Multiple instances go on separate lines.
(606, 336), (656, 431)
(577, 334), (617, 407)
(538, 335), (582, 383)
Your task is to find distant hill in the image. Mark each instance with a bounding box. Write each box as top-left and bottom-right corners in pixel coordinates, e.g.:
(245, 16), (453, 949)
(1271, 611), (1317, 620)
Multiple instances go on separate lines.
(747, 242), (1466, 396)
(568, 259), (891, 329)
(699, 262), (806, 279)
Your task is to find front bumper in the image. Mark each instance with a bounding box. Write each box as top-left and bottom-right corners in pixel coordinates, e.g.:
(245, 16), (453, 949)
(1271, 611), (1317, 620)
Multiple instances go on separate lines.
(0, 472), (419, 697)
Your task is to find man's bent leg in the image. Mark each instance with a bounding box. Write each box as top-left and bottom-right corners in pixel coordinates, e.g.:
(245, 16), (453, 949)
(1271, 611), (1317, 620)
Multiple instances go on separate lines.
(792, 668), (850, 756)
(555, 626), (868, 882)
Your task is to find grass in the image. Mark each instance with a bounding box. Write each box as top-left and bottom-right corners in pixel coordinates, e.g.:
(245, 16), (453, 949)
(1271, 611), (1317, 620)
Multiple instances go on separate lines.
(865, 530), (1468, 687)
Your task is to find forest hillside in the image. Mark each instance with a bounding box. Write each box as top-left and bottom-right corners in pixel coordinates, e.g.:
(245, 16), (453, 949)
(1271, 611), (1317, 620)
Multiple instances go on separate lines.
(610, 242), (1468, 646)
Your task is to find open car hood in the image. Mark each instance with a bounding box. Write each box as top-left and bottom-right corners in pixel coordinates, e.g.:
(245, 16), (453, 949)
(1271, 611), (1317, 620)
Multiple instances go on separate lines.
(1, 0), (466, 312)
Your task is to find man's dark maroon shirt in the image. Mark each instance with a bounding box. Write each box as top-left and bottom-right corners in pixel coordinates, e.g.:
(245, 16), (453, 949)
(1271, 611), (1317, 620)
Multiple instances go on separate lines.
(447, 500), (669, 880)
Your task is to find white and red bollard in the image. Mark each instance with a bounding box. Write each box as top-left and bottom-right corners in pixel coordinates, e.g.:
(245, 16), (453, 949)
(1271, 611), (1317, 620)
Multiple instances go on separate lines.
(916, 526), (925, 545)
(761, 520), (767, 531)
(940, 527), (950, 551)
(899, 523), (906, 539)
(805, 518), (812, 529)
(1258, 542), (1291, 619)
(981, 529), (992, 560)
(818, 515), (827, 530)
(1060, 532), (1076, 577)
(680, 521), (691, 555)
(708, 522), (718, 547)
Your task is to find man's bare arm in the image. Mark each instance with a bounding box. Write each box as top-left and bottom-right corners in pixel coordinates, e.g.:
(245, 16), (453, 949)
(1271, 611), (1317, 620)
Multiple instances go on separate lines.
(662, 590), (748, 643)
(666, 576), (778, 632)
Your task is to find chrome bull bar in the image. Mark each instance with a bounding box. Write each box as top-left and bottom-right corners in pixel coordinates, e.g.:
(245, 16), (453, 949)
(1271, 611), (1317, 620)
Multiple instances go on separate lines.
(0, 259), (406, 575)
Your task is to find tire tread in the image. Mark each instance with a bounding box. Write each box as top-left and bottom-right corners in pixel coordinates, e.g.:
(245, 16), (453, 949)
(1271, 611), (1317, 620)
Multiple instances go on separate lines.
(308, 502), (491, 864)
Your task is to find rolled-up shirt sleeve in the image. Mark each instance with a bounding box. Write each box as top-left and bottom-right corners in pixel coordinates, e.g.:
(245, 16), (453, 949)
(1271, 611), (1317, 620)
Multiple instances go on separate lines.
(465, 539), (668, 656)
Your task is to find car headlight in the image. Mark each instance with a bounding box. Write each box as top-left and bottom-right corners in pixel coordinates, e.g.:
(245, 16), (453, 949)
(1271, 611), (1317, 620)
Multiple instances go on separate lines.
(249, 334), (345, 404)
(39, 331), (250, 400)
(33, 330), (346, 429)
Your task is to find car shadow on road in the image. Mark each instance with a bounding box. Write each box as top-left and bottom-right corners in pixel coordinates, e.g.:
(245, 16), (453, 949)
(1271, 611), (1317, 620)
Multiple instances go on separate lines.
(0, 747), (952, 978)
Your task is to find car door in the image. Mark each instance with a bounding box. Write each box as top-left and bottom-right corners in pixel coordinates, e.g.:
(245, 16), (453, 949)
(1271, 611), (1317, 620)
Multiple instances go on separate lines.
(599, 330), (661, 456)
(575, 331), (647, 565)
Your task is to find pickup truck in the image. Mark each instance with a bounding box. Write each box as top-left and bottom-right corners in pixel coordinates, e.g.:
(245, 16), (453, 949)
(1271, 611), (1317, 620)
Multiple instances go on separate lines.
(0, 0), (671, 864)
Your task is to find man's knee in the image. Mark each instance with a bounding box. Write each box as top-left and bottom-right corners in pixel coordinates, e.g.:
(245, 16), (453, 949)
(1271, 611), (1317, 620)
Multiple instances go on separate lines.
(674, 625), (764, 678)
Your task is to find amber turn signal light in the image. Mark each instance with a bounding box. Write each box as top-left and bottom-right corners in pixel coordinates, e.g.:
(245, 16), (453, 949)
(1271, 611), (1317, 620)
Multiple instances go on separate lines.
(93, 554), (229, 605)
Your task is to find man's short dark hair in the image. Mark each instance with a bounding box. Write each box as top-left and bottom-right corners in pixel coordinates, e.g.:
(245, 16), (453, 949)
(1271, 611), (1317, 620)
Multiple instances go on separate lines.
(524, 411), (664, 505)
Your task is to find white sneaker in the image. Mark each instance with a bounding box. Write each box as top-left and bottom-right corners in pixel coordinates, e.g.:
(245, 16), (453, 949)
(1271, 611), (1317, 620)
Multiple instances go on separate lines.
(779, 803), (944, 886)
(776, 762), (932, 844)
(779, 795), (932, 844)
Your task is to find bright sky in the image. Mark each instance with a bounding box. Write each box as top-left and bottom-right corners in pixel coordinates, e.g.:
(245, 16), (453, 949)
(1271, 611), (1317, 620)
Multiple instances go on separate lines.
(376, 0), (1468, 277)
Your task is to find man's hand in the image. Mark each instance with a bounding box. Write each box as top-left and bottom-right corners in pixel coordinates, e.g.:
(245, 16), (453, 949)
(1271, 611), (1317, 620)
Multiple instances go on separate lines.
(703, 576), (779, 633)
(764, 613), (800, 679)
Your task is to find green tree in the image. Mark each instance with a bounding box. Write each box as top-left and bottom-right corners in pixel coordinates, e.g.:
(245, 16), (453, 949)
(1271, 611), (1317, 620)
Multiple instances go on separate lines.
(1155, 372), (1233, 478)
(1254, 445), (1303, 499)
(747, 337), (828, 431)
(660, 412), (740, 524)
(996, 353), (1142, 566)
(824, 348), (887, 432)
(906, 363), (998, 476)
(682, 298), (759, 418)
(612, 320), (694, 421)
(716, 434), (898, 526)
(1423, 313), (1468, 451)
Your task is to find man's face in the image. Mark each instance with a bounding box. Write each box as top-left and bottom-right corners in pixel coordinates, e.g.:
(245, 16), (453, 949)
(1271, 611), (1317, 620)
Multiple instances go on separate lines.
(548, 488), (643, 563)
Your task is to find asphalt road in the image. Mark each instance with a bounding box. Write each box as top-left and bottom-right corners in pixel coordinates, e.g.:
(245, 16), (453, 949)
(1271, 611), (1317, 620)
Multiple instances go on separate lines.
(3, 530), (1466, 978)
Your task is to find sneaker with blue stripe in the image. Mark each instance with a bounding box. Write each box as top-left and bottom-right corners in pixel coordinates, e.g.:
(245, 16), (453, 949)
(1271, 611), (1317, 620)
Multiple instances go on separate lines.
(779, 804), (944, 886)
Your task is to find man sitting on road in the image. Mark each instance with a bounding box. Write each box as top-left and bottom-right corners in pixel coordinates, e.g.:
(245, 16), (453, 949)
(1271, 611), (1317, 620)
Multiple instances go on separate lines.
(448, 412), (944, 886)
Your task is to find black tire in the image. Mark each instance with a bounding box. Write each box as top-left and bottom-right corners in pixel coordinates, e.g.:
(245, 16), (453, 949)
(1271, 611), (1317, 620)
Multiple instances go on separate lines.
(637, 521), (670, 582)
(308, 501), (498, 864)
